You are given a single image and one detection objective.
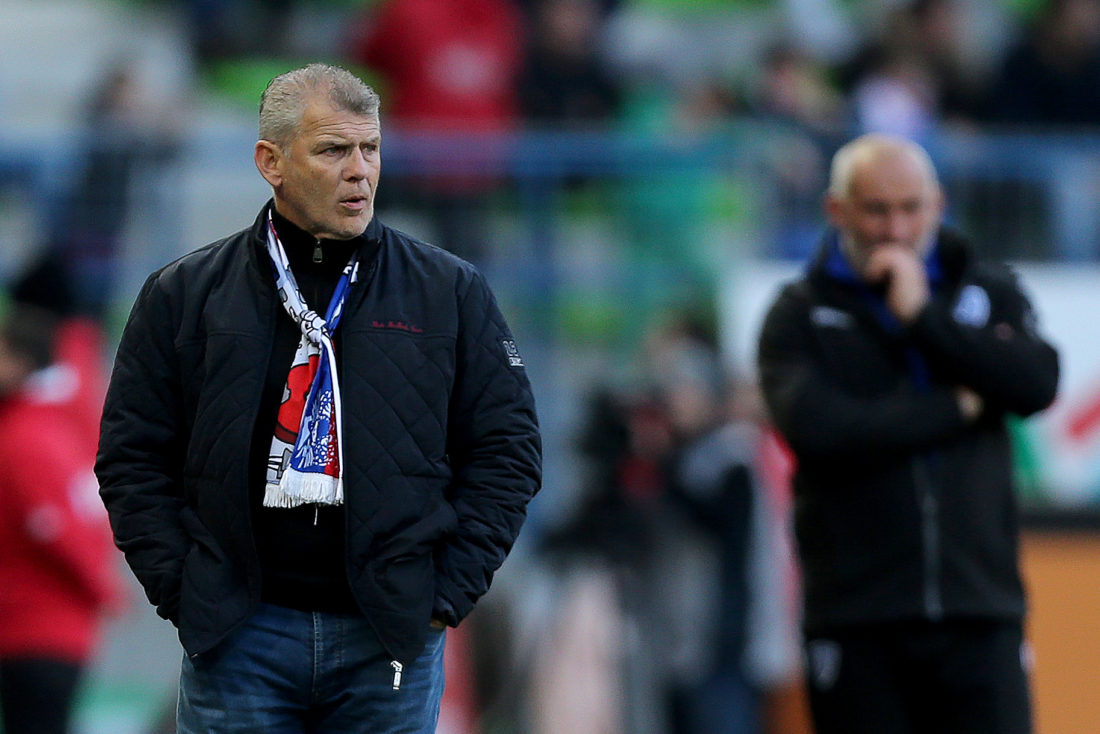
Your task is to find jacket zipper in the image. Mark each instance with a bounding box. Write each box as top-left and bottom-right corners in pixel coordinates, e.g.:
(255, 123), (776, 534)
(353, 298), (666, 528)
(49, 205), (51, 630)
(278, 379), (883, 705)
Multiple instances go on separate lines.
(391, 660), (403, 690)
(914, 458), (943, 620)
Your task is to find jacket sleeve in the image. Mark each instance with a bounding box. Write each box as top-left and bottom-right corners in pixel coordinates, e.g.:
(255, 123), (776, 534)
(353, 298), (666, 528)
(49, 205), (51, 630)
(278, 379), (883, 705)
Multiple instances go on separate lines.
(908, 267), (1059, 417)
(757, 283), (966, 463)
(434, 270), (542, 625)
(95, 271), (189, 624)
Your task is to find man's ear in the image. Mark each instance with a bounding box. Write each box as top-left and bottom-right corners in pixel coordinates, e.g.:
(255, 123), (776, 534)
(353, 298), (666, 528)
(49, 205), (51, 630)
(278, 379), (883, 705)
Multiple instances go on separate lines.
(933, 184), (946, 222)
(823, 192), (842, 228)
(255, 140), (283, 187)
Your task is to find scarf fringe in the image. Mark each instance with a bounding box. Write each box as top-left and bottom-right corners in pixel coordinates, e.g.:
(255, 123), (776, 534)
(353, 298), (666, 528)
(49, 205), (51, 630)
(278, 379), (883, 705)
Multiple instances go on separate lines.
(263, 473), (344, 508)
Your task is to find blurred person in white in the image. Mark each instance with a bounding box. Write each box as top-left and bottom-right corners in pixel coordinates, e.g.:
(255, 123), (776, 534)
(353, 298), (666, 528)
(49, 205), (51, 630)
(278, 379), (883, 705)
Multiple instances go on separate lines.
(0, 304), (122, 734)
(528, 312), (794, 734)
(839, 0), (1005, 132)
(652, 322), (788, 734)
(758, 134), (1058, 734)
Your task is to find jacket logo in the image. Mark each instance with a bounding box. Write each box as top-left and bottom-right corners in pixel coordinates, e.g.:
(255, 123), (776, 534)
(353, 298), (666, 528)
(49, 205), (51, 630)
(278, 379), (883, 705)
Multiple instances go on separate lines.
(371, 320), (424, 334)
(953, 285), (990, 328)
(502, 340), (524, 367)
(807, 639), (842, 691)
(811, 306), (854, 329)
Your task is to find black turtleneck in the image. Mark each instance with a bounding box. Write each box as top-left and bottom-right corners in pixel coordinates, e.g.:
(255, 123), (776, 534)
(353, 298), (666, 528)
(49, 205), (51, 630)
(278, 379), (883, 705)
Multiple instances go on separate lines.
(248, 207), (372, 613)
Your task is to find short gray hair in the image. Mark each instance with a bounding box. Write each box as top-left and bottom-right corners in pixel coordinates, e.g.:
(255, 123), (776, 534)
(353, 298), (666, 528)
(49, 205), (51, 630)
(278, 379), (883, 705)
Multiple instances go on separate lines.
(828, 133), (939, 199)
(259, 63), (381, 147)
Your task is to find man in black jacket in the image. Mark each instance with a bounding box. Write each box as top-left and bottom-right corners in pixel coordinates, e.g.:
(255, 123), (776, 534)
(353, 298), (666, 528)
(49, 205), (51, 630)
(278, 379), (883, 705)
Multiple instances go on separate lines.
(757, 133), (1057, 734)
(96, 63), (541, 733)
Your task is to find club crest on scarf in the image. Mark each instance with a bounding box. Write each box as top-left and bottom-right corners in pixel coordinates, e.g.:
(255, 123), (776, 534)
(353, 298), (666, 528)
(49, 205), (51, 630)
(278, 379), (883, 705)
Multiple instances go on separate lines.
(263, 211), (359, 508)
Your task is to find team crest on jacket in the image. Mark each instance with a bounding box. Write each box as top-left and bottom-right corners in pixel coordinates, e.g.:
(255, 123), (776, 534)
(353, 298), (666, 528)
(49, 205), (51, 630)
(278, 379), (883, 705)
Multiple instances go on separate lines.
(502, 340), (524, 367)
(807, 639), (842, 690)
(811, 306), (854, 329)
(953, 284), (991, 328)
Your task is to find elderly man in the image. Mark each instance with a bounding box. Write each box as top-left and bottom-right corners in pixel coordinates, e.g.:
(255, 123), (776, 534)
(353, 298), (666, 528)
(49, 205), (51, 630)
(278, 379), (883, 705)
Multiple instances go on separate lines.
(757, 134), (1058, 734)
(97, 63), (541, 733)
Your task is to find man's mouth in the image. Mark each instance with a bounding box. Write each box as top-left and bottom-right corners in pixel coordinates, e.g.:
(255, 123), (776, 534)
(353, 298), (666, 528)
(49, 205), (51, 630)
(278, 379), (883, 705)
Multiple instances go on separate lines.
(340, 195), (368, 211)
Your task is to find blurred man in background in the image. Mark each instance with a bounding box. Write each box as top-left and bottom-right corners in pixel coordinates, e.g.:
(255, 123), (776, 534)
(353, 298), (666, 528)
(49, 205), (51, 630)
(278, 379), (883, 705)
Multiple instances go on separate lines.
(757, 133), (1058, 734)
(348, 0), (524, 264)
(96, 63), (541, 733)
(0, 304), (122, 734)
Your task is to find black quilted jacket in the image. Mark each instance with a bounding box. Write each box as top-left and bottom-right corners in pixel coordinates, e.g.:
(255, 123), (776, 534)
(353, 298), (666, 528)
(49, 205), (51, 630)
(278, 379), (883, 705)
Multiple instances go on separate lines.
(758, 228), (1058, 631)
(96, 205), (542, 663)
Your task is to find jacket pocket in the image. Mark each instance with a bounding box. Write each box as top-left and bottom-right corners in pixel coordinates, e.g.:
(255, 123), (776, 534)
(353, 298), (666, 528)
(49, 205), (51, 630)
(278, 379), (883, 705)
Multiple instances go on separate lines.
(376, 552), (435, 602)
(177, 505), (250, 653)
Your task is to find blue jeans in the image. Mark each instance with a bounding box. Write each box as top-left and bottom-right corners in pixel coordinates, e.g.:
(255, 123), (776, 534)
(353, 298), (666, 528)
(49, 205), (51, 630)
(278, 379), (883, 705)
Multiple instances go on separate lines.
(177, 603), (446, 733)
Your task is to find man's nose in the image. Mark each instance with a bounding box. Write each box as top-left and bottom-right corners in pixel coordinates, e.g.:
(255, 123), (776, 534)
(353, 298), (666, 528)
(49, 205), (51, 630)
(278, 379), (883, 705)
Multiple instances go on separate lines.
(345, 151), (370, 180)
(884, 211), (909, 241)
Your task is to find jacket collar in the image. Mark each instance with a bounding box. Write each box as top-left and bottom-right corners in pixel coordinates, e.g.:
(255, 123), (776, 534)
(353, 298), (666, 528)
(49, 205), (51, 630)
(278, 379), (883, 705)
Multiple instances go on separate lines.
(245, 200), (384, 287)
(807, 226), (973, 292)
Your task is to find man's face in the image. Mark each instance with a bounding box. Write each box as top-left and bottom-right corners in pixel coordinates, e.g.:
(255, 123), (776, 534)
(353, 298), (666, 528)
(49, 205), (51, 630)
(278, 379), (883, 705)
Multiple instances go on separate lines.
(257, 97), (381, 240)
(826, 149), (944, 279)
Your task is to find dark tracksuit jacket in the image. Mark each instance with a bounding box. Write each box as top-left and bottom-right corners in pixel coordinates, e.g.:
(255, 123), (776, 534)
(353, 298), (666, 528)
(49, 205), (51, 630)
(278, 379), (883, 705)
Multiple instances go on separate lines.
(757, 228), (1058, 633)
(96, 204), (542, 665)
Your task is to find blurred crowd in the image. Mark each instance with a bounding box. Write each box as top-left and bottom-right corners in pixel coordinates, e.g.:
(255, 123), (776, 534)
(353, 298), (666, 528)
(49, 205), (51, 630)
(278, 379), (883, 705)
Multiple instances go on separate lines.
(1, 0), (1098, 732)
(180, 0), (1100, 263)
(10, 0), (1100, 307)
(182, 0), (1100, 134)
(512, 311), (800, 734)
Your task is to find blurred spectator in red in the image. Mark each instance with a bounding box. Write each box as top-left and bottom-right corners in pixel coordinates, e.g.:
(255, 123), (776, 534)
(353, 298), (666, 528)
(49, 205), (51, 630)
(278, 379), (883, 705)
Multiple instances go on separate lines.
(351, 0), (523, 135)
(348, 0), (524, 263)
(0, 304), (123, 734)
(517, 0), (621, 126)
(987, 0), (1100, 126)
(9, 253), (108, 451)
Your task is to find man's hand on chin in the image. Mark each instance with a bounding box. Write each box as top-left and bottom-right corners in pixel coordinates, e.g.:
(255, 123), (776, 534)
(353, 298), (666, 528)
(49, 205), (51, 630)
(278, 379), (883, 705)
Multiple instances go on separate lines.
(864, 245), (930, 324)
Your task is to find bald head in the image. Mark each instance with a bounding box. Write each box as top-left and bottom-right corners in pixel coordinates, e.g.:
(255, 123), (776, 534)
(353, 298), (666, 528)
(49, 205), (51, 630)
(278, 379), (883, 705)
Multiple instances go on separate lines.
(828, 134), (939, 201)
(825, 134), (945, 278)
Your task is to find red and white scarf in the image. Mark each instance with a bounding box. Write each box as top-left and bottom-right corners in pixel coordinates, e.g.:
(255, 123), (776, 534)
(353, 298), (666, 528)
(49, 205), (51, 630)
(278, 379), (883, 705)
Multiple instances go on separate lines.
(262, 213), (359, 508)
